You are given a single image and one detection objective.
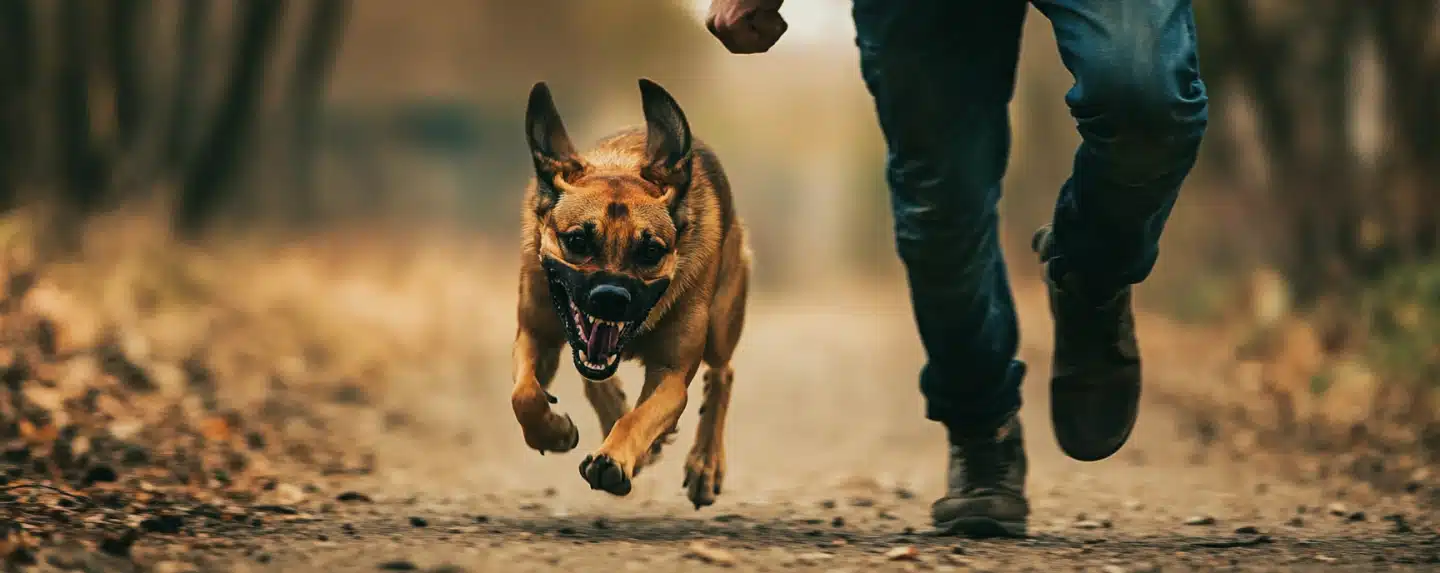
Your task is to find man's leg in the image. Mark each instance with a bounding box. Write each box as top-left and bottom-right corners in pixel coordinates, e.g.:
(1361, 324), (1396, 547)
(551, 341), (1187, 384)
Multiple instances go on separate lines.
(1030, 0), (1209, 461)
(853, 0), (1030, 537)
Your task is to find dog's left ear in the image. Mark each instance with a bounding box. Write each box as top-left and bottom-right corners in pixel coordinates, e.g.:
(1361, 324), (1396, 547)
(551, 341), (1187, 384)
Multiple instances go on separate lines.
(638, 78), (693, 200)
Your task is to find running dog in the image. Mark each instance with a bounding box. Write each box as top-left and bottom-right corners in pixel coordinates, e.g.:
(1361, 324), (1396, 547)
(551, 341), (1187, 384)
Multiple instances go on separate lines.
(509, 79), (750, 509)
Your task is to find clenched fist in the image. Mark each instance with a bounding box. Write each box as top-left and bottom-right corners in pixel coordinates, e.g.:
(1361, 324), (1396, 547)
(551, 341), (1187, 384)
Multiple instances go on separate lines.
(705, 0), (788, 54)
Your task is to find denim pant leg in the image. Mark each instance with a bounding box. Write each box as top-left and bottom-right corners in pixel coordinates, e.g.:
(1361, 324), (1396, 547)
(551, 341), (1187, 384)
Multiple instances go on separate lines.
(1032, 0), (1210, 289)
(853, 0), (1030, 434)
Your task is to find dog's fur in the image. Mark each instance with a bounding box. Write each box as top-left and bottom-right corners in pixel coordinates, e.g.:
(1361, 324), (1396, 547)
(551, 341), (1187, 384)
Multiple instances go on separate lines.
(509, 79), (750, 509)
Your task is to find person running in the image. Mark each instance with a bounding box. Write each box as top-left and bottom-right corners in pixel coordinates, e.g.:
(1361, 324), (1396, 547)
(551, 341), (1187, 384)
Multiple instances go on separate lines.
(704, 0), (1208, 537)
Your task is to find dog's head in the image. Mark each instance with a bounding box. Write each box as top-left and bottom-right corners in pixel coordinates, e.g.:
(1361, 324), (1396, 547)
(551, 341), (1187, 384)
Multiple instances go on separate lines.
(525, 79), (694, 380)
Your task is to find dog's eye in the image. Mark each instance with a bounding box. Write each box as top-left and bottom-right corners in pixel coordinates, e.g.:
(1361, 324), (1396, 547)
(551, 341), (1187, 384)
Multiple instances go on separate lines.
(634, 241), (667, 266)
(562, 232), (591, 257)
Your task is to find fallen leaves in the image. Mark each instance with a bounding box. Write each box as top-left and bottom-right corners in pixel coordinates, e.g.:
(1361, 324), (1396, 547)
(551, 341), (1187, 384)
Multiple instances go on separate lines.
(0, 524), (38, 567)
(0, 221), (410, 564)
(685, 541), (736, 567)
(98, 528), (139, 557)
(883, 545), (919, 561)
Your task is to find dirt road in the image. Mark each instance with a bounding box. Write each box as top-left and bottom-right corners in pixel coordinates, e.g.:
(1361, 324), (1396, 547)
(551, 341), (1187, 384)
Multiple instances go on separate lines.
(79, 284), (1418, 573)
(9, 276), (1434, 573)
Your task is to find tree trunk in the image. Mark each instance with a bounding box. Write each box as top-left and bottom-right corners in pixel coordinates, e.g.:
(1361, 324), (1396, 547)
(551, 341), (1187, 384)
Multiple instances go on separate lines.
(164, 0), (210, 173)
(1370, 3), (1440, 261)
(55, 0), (107, 217)
(108, 0), (149, 152)
(174, 0), (286, 239)
(287, 0), (351, 227)
(0, 0), (36, 212)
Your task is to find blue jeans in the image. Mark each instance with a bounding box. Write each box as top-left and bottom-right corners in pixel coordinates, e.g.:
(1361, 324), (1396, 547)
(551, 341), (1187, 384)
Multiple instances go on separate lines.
(853, 0), (1208, 432)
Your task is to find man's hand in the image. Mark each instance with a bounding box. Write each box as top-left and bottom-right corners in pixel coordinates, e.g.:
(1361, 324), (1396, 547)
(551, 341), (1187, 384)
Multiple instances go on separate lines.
(705, 0), (787, 54)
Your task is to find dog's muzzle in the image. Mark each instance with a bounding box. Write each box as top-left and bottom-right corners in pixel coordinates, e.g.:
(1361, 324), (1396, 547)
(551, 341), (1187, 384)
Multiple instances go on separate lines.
(540, 256), (671, 374)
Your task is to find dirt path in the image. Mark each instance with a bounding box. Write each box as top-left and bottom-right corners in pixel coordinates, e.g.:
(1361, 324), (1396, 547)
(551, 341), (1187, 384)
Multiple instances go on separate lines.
(79, 287), (1439, 572)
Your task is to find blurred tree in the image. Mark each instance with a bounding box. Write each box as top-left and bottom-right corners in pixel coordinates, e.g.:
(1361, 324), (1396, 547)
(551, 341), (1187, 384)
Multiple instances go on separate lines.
(55, 0), (107, 215)
(108, 0), (148, 152)
(175, 0), (286, 239)
(1368, 3), (1440, 259)
(1198, 1), (1439, 304)
(286, 0), (351, 226)
(163, 0), (210, 173)
(0, 0), (36, 211)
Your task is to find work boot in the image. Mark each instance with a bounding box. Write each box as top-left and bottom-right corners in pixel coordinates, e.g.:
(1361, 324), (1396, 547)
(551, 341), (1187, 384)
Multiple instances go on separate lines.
(931, 413), (1029, 538)
(1031, 225), (1142, 462)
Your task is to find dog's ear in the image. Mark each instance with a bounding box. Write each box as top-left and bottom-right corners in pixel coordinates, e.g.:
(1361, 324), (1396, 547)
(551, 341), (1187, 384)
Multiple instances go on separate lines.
(526, 82), (583, 208)
(638, 78), (693, 191)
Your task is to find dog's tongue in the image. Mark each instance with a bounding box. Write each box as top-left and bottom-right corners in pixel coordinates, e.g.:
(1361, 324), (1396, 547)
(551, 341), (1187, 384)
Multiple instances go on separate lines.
(587, 321), (621, 359)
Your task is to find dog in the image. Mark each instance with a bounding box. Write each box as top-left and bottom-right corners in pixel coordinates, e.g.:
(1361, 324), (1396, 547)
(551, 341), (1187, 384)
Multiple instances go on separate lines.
(509, 78), (750, 509)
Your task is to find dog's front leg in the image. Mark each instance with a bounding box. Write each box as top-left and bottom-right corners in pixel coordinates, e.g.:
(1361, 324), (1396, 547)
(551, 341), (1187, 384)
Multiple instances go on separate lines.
(510, 327), (579, 454)
(578, 359), (699, 496)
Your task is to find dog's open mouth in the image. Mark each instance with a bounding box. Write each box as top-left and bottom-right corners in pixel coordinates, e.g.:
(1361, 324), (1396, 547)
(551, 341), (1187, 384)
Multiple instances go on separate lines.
(569, 299), (635, 373)
(547, 280), (642, 380)
(541, 257), (668, 380)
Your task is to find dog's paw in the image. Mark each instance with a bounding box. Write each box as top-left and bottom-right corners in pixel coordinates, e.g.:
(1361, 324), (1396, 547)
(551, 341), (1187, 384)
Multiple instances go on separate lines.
(522, 411), (580, 454)
(682, 450), (724, 510)
(579, 453), (632, 496)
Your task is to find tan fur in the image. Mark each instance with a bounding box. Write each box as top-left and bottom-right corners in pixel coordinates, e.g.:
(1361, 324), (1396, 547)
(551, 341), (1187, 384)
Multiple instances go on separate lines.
(509, 85), (750, 509)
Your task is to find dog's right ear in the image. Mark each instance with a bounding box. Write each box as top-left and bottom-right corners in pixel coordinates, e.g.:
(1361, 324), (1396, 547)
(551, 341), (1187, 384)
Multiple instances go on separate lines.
(526, 82), (583, 209)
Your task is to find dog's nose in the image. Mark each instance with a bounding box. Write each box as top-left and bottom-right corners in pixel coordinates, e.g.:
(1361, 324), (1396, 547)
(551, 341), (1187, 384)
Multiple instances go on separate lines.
(586, 284), (632, 320)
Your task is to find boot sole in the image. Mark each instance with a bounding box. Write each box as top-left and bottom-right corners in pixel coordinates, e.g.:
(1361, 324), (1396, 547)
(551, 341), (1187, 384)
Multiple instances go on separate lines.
(1051, 398), (1138, 462)
(1032, 224), (1141, 463)
(932, 516), (1028, 538)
